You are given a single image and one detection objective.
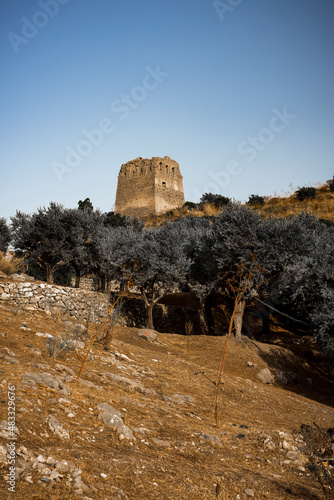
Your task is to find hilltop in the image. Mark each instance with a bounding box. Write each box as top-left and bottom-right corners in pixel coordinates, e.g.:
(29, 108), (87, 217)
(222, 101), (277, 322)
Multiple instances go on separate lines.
(145, 181), (334, 227)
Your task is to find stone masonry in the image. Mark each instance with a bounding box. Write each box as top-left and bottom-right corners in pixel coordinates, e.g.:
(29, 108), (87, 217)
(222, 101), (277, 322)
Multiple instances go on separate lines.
(114, 156), (185, 217)
(0, 281), (110, 322)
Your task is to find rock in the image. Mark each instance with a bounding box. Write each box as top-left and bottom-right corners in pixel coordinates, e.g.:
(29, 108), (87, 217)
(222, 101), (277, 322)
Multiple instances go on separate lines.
(136, 329), (158, 341)
(55, 459), (70, 473)
(49, 470), (61, 480)
(200, 433), (222, 447)
(152, 438), (171, 447)
(97, 403), (134, 440)
(35, 332), (53, 338)
(104, 372), (157, 397)
(110, 486), (129, 499)
(11, 273), (32, 282)
(244, 489), (254, 497)
(286, 450), (300, 460)
(47, 415), (70, 440)
(275, 371), (288, 385)
(256, 368), (274, 384)
(282, 440), (293, 451)
(171, 394), (195, 404)
(22, 372), (69, 396)
(97, 403), (123, 421)
(264, 438), (276, 450)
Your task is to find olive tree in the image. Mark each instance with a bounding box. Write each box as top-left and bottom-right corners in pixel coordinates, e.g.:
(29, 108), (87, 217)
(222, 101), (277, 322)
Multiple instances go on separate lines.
(0, 218), (11, 253)
(11, 203), (69, 284)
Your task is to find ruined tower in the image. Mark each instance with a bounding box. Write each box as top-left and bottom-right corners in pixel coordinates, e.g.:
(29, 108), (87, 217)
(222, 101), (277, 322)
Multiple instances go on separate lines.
(114, 156), (185, 217)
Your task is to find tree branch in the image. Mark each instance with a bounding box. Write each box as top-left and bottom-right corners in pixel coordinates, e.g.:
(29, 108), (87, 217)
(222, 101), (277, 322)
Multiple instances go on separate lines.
(253, 297), (312, 327)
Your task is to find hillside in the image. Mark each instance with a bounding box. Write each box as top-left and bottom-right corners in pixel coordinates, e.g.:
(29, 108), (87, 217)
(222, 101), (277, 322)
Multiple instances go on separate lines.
(0, 297), (333, 500)
(145, 182), (334, 227)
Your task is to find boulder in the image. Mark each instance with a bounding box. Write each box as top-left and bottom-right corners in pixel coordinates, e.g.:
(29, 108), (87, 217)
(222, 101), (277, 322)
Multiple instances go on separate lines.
(97, 403), (134, 440)
(257, 368), (274, 384)
(136, 329), (158, 341)
(21, 372), (69, 396)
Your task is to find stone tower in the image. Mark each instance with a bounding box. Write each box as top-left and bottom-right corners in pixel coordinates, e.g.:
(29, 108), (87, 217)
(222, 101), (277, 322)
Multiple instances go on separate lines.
(114, 156), (185, 217)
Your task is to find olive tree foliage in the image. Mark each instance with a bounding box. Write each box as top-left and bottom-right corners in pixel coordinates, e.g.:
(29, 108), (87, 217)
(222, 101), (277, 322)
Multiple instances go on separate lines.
(11, 203), (70, 284)
(180, 206), (266, 338)
(0, 218), (11, 253)
(107, 222), (192, 329)
(10, 202), (106, 286)
(255, 213), (334, 364)
(61, 207), (105, 288)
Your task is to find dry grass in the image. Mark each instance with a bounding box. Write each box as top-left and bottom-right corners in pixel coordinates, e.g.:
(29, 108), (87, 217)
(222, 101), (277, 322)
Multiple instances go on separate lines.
(253, 183), (334, 222)
(145, 203), (224, 227)
(145, 182), (334, 227)
(0, 251), (25, 276)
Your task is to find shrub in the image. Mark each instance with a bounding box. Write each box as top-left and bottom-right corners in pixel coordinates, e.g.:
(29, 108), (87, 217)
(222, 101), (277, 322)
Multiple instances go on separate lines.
(200, 193), (231, 208)
(295, 186), (316, 201)
(247, 194), (265, 206)
(329, 178), (334, 193)
(183, 201), (197, 210)
(0, 252), (25, 276)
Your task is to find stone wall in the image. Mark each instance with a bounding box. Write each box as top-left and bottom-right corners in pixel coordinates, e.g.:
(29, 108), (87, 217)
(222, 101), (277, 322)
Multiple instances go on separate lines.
(114, 156), (185, 217)
(0, 281), (110, 322)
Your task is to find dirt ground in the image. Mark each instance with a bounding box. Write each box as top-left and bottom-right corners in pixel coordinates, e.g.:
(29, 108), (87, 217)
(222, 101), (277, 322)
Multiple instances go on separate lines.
(0, 301), (333, 500)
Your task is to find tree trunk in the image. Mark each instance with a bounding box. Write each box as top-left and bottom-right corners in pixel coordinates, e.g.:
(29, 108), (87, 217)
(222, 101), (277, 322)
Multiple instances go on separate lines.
(204, 293), (216, 335)
(234, 299), (246, 341)
(100, 274), (106, 293)
(74, 269), (81, 288)
(146, 302), (154, 329)
(46, 264), (54, 284)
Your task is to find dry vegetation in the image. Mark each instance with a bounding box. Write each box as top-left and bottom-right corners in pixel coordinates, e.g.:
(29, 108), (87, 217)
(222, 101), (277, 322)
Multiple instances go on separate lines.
(255, 184), (334, 222)
(0, 252), (25, 276)
(145, 182), (334, 227)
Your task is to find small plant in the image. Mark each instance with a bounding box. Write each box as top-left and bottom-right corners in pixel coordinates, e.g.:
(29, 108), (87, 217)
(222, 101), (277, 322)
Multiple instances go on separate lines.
(295, 186), (317, 201)
(46, 321), (87, 359)
(247, 194), (265, 206)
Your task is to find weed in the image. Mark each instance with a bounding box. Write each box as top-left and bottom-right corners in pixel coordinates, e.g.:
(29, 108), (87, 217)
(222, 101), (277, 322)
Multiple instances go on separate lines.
(0, 251), (25, 275)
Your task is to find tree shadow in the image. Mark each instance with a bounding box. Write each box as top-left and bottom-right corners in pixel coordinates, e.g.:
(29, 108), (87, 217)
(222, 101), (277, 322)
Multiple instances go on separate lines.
(255, 339), (334, 409)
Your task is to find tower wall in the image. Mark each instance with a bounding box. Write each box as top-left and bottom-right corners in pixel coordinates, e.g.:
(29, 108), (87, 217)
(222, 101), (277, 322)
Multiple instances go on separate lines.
(114, 156), (185, 217)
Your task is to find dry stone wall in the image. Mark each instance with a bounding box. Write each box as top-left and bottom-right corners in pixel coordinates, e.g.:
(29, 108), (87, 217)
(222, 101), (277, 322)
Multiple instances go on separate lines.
(0, 281), (110, 322)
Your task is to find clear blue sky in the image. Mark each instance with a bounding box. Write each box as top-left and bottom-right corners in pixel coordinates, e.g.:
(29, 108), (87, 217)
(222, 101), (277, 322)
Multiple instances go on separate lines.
(1, 0), (333, 220)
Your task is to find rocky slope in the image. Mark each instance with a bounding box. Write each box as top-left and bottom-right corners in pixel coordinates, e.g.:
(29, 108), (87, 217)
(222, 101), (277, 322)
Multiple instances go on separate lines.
(0, 300), (333, 499)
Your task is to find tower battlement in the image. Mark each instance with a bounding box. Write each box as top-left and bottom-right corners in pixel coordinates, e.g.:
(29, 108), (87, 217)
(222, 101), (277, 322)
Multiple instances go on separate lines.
(114, 156), (185, 217)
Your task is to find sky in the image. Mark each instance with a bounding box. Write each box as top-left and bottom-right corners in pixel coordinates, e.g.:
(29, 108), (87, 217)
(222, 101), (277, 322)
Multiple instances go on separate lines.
(1, 0), (334, 220)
